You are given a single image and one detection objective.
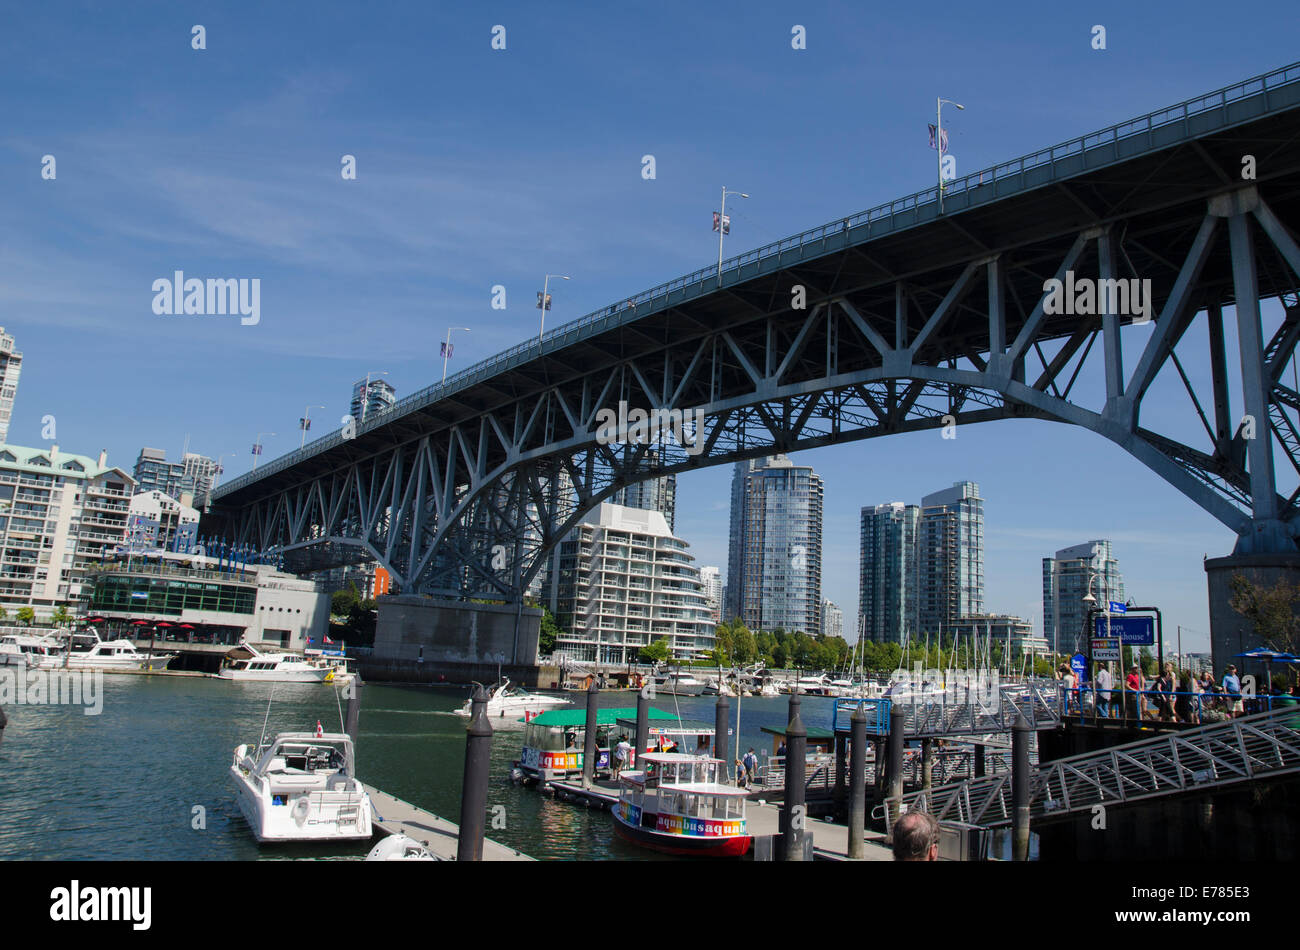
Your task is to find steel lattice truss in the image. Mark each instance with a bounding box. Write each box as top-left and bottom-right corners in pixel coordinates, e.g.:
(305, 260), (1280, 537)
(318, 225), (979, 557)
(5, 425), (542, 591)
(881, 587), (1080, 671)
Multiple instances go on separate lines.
(208, 73), (1300, 598)
(877, 707), (1300, 829)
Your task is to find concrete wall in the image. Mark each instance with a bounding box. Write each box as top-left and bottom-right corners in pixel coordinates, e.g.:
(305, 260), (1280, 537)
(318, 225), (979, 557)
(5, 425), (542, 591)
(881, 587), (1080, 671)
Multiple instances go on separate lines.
(1204, 553), (1300, 679)
(365, 595), (541, 684)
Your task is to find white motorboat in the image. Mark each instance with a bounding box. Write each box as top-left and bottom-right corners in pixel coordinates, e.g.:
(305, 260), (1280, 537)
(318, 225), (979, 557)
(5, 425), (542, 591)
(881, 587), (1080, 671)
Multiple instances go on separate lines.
(230, 731), (373, 842)
(366, 834), (439, 861)
(454, 678), (570, 722)
(651, 670), (708, 696)
(305, 649), (355, 685)
(219, 641), (334, 683)
(0, 632), (60, 668)
(34, 628), (174, 671)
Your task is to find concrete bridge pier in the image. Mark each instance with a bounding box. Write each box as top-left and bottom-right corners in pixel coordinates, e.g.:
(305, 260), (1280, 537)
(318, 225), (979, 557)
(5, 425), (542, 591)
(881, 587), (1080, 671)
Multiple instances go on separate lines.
(1205, 552), (1300, 680)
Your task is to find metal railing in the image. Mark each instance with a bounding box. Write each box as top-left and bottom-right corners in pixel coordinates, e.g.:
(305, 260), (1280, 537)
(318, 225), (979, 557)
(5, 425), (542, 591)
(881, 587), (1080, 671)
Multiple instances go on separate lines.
(832, 682), (1063, 737)
(878, 706), (1300, 829)
(213, 61), (1300, 500)
(1058, 685), (1294, 725)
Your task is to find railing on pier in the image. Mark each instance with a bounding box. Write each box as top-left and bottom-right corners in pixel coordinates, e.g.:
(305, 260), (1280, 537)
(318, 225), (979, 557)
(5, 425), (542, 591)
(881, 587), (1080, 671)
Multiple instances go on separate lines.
(831, 682), (1062, 737)
(877, 706), (1300, 829)
(1057, 685), (1294, 726)
(753, 745), (1015, 795)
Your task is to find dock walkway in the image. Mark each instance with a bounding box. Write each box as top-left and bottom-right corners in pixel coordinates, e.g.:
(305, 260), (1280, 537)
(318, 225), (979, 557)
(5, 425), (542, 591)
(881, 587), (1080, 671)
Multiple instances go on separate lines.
(362, 783), (534, 861)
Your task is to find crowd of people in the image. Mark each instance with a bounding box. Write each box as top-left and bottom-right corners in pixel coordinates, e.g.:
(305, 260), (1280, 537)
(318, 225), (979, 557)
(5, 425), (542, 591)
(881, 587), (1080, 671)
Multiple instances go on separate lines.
(1057, 661), (1299, 724)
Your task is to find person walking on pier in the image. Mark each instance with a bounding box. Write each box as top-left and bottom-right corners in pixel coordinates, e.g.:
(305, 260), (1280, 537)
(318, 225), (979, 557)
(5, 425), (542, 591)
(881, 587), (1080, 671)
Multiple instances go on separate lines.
(1222, 665), (1243, 718)
(892, 810), (940, 861)
(742, 747), (758, 787)
(1125, 665), (1143, 720)
(1095, 665), (1113, 719)
(613, 735), (631, 780)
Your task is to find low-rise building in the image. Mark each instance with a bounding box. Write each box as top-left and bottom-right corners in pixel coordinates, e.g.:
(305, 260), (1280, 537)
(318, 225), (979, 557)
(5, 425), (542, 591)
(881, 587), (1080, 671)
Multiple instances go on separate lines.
(948, 613), (1050, 657)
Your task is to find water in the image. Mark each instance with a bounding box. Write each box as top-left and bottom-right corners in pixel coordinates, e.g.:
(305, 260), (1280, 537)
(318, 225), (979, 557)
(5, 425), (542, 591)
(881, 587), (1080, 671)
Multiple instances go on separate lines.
(0, 676), (842, 860)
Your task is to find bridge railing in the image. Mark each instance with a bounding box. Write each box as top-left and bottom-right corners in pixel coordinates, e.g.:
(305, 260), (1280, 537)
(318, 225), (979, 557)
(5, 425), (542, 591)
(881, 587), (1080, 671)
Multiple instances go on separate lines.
(213, 61), (1300, 500)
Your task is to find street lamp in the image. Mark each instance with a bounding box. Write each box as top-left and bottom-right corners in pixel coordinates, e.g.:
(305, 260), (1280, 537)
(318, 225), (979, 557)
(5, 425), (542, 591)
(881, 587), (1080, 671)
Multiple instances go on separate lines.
(299, 405), (324, 449)
(442, 327), (471, 382)
(203, 451), (238, 513)
(251, 433), (276, 471)
(538, 275), (570, 343)
(717, 187), (749, 287)
(936, 98), (964, 214)
(359, 371), (388, 423)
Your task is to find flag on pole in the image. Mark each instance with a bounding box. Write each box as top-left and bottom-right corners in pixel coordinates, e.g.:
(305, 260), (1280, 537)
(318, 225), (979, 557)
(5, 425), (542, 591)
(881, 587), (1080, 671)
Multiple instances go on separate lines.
(712, 212), (730, 235)
(536, 292), (552, 311)
(299, 417), (310, 431)
(251, 443), (262, 456)
(927, 124), (949, 153)
(440, 341), (453, 358)
(324, 634), (335, 645)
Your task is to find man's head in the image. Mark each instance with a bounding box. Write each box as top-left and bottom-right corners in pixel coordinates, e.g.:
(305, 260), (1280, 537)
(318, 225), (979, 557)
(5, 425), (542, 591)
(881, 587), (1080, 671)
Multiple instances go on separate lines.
(1226, 665), (1236, 674)
(892, 810), (940, 862)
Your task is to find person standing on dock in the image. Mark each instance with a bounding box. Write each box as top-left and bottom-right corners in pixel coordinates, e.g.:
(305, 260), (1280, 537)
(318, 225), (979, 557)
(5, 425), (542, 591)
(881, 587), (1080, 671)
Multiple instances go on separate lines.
(1222, 665), (1243, 718)
(743, 748), (758, 787)
(613, 735), (631, 780)
(1095, 665), (1113, 719)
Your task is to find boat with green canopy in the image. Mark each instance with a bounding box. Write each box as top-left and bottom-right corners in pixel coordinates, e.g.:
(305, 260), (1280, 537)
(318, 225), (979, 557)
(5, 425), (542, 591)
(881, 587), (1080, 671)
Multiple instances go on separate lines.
(512, 706), (715, 787)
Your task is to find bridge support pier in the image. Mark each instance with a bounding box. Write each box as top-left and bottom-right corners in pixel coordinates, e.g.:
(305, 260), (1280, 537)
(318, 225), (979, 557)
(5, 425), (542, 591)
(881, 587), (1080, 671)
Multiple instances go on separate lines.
(1205, 552), (1300, 681)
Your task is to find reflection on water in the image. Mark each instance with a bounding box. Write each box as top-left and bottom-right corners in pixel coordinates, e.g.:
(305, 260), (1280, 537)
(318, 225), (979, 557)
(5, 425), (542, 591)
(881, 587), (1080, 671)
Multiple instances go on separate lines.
(0, 677), (845, 860)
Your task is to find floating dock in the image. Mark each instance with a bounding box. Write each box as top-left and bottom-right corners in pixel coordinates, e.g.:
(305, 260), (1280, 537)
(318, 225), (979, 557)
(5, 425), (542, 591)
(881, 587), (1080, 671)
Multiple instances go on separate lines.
(362, 783), (534, 861)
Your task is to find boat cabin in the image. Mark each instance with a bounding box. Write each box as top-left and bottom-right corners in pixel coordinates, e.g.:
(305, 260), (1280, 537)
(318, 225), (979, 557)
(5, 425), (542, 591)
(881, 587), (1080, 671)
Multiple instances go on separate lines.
(246, 733), (357, 799)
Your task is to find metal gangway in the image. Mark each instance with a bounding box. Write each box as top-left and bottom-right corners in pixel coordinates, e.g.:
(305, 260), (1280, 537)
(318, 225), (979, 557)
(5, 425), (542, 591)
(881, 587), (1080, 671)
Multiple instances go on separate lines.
(877, 706), (1300, 828)
(832, 681), (1063, 738)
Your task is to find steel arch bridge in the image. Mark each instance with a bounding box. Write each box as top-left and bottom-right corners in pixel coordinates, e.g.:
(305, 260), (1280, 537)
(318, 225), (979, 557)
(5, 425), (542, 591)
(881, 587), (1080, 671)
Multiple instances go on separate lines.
(207, 62), (1300, 602)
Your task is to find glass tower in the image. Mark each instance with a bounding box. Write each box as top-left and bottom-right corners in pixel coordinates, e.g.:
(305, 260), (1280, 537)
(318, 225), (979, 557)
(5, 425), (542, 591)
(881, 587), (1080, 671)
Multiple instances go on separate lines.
(859, 501), (920, 644)
(1042, 540), (1125, 654)
(740, 455), (823, 635)
(917, 481), (985, 637)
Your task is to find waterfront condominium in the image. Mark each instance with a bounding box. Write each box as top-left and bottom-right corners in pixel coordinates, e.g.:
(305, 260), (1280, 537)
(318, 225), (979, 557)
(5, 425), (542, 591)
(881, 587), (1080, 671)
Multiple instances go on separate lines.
(351, 377), (397, 422)
(0, 328), (21, 445)
(551, 502), (714, 664)
(699, 565), (722, 623)
(740, 455), (824, 635)
(1042, 540), (1126, 654)
(917, 481), (985, 637)
(723, 458), (761, 621)
(859, 501), (920, 644)
(0, 443), (133, 619)
(821, 599), (843, 640)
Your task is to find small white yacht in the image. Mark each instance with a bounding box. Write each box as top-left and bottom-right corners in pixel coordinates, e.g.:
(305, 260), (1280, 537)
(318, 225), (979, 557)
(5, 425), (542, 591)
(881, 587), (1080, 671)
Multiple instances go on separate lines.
(0, 632), (60, 668)
(651, 669), (708, 696)
(365, 834), (439, 861)
(454, 678), (571, 722)
(230, 731), (373, 843)
(34, 628), (174, 671)
(219, 641), (333, 683)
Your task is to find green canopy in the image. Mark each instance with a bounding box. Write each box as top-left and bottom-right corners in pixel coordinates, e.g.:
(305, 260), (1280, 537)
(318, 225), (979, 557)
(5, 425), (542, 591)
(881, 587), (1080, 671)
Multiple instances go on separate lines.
(524, 706), (678, 727)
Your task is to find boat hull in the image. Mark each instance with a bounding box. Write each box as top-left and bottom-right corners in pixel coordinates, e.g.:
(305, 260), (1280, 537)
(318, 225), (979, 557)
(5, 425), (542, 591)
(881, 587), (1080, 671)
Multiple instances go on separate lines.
(229, 765), (373, 842)
(612, 806), (751, 857)
(219, 669), (332, 683)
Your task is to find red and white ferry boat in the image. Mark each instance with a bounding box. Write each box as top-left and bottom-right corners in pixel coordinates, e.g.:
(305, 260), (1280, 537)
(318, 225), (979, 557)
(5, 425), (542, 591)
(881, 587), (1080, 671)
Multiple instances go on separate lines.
(612, 752), (752, 858)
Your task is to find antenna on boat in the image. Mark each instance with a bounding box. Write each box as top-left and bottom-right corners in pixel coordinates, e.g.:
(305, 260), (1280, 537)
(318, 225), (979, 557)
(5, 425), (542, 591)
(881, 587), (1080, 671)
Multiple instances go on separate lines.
(257, 684), (277, 751)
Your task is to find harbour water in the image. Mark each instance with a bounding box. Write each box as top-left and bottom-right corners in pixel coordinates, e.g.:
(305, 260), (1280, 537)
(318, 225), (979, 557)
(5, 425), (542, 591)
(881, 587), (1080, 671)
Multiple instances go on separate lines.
(0, 676), (840, 860)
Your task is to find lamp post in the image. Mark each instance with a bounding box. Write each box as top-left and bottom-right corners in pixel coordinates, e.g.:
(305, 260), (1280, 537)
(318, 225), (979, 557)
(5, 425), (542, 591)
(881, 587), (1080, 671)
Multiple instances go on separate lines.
(936, 98), (964, 214)
(205, 451), (238, 512)
(251, 434), (276, 472)
(538, 275), (570, 343)
(299, 405), (324, 449)
(442, 327), (471, 382)
(717, 186), (749, 287)
(1082, 571), (1111, 717)
(359, 371), (388, 423)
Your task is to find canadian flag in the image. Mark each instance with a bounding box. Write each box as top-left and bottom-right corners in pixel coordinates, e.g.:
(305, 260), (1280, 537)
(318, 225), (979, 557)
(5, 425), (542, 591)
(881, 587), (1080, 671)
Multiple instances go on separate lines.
(315, 720), (324, 738)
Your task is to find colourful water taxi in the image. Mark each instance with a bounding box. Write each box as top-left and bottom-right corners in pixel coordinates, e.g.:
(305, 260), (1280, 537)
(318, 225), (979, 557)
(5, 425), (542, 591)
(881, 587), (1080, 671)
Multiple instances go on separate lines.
(513, 707), (714, 787)
(612, 753), (752, 857)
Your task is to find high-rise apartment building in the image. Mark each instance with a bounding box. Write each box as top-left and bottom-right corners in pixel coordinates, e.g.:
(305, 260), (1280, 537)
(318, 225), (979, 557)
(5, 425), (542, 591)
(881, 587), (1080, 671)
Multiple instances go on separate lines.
(0, 443), (133, 618)
(821, 599), (843, 641)
(0, 328), (22, 445)
(133, 448), (217, 505)
(699, 565), (722, 623)
(740, 455), (823, 635)
(918, 481), (985, 636)
(859, 501), (920, 644)
(351, 377), (397, 422)
(552, 502), (714, 664)
(1042, 540), (1126, 654)
(724, 458), (761, 621)
(611, 471), (676, 532)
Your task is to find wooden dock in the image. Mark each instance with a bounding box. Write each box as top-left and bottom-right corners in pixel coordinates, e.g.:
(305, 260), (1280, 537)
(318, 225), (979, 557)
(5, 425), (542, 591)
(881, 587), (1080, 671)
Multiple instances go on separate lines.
(362, 783), (534, 861)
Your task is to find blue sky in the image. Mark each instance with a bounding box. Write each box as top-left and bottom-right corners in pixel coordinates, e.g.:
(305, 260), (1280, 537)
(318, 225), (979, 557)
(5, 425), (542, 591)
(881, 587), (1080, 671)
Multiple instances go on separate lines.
(3, 1), (1299, 652)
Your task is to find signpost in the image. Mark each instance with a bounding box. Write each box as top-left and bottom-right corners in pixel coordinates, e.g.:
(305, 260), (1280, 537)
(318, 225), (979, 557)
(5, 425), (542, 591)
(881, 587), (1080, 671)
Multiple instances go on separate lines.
(1108, 601), (1127, 614)
(1092, 637), (1121, 662)
(1095, 615), (1155, 646)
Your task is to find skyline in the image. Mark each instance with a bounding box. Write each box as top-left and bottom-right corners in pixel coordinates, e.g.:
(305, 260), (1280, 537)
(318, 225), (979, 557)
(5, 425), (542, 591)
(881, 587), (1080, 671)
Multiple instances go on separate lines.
(4, 4), (1297, 651)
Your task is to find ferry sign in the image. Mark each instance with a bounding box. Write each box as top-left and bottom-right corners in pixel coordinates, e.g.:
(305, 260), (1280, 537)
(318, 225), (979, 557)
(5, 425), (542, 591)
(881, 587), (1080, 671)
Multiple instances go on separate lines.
(1092, 637), (1121, 662)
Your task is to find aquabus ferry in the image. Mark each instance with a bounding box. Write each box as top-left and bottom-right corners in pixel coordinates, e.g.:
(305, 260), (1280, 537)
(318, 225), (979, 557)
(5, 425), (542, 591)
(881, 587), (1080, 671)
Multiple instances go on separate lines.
(612, 752), (752, 857)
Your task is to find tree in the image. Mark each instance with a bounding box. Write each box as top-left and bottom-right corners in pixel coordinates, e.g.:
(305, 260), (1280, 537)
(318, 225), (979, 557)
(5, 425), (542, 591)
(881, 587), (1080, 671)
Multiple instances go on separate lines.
(16, 607), (34, 626)
(639, 638), (670, 663)
(331, 586), (361, 619)
(1229, 572), (1300, 655)
(731, 622), (757, 665)
(712, 620), (734, 665)
(539, 608), (563, 655)
(51, 605), (71, 627)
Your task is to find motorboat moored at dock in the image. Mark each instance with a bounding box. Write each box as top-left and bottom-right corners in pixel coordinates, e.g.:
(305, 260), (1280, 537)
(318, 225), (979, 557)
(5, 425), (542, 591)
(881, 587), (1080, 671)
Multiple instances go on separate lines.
(219, 641), (334, 683)
(230, 731), (373, 842)
(34, 628), (175, 671)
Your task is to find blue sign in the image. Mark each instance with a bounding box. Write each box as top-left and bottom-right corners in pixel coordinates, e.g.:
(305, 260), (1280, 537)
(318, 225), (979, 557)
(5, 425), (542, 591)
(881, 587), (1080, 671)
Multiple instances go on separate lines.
(1070, 653), (1087, 680)
(1108, 601), (1127, 614)
(1095, 615), (1155, 646)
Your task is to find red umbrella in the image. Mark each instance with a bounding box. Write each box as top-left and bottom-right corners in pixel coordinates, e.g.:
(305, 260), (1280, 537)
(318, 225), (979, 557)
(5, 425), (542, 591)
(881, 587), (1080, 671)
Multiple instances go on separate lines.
(155, 622), (174, 628)
(178, 624), (196, 630)
(130, 620), (150, 626)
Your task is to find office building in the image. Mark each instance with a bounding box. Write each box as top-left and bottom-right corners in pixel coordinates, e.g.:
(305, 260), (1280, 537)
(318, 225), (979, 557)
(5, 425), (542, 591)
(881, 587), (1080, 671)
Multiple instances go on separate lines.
(859, 501), (920, 644)
(0, 328), (21, 445)
(552, 502), (714, 664)
(918, 481), (985, 636)
(351, 377), (397, 422)
(1042, 540), (1126, 655)
(740, 455), (823, 635)
(0, 443), (133, 619)
(724, 458), (761, 621)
